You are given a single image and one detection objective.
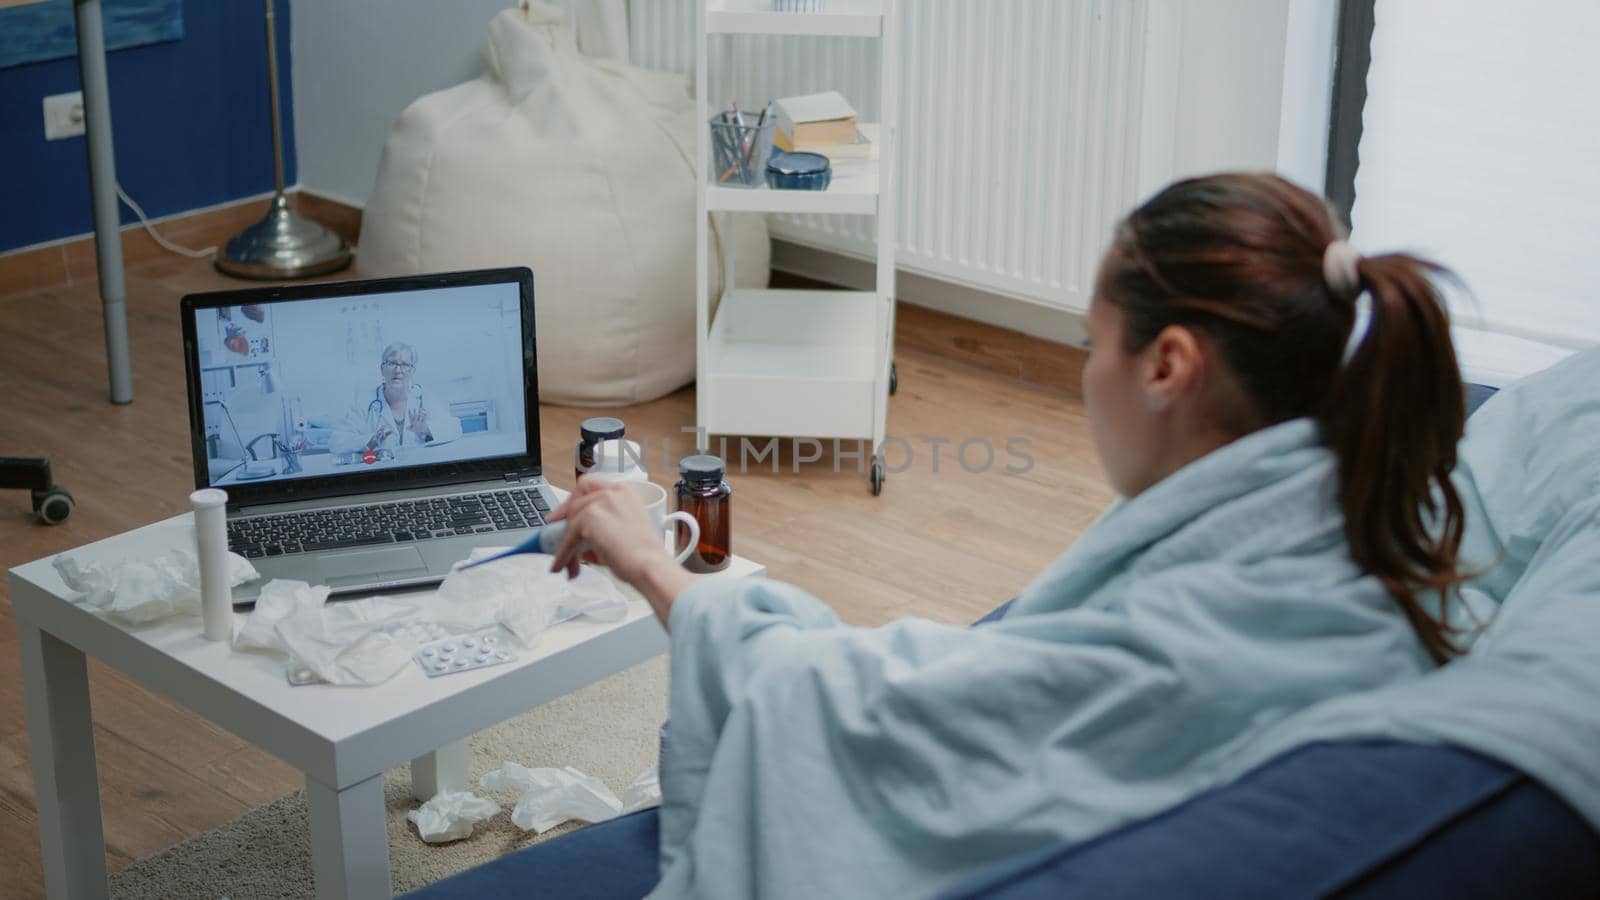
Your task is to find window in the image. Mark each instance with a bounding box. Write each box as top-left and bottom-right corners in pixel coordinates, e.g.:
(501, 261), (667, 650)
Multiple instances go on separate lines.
(1345, 1), (1597, 384)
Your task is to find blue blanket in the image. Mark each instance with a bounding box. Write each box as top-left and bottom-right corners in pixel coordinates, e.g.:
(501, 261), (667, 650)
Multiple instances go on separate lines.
(1236, 347), (1600, 831)
(654, 420), (1437, 899)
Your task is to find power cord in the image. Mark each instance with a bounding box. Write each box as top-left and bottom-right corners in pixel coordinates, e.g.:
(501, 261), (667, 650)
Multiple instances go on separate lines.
(114, 182), (218, 259)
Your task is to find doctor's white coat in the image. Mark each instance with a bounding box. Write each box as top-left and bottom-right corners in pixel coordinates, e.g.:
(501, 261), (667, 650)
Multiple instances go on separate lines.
(329, 383), (461, 456)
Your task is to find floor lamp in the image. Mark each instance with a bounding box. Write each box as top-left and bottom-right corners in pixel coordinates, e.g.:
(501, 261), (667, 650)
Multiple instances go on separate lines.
(215, 0), (351, 280)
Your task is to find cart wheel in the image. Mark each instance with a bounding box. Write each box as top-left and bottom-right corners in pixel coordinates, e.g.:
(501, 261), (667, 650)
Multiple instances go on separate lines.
(889, 361), (899, 396)
(869, 461), (885, 496)
(33, 486), (74, 526)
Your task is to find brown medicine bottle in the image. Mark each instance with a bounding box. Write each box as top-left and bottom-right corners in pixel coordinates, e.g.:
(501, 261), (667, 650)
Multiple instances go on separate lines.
(675, 455), (731, 573)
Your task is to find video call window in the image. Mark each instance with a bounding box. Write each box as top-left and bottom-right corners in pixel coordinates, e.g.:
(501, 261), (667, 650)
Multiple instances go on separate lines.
(194, 283), (526, 487)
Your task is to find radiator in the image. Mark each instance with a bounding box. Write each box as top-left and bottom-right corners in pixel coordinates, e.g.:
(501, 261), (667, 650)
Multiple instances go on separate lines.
(629, 0), (1152, 312)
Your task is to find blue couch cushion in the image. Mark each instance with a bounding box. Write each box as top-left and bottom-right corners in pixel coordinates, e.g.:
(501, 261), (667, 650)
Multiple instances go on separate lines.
(942, 741), (1600, 899)
(404, 743), (1598, 899)
(403, 808), (660, 899)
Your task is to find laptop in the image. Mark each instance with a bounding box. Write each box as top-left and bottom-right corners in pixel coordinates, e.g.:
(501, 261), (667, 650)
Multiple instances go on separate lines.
(180, 267), (556, 606)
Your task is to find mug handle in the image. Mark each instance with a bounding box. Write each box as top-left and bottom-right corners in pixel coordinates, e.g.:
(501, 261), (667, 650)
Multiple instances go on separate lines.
(662, 511), (700, 565)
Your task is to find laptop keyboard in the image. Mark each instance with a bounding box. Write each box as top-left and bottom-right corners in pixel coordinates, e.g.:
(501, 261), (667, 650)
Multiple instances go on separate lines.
(227, 487), (550, 559)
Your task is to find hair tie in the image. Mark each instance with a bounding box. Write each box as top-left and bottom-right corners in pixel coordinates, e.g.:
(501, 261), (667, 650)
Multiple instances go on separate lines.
(1322, 240), (1362, 298)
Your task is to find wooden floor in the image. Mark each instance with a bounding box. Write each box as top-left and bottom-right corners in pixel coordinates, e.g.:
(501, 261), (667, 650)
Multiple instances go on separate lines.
(0, 248), (1108, 896)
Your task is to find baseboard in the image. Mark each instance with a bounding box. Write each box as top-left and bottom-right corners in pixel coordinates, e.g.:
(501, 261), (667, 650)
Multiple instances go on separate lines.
(0, 188), (365, 298)
(770, 239), (1090, 348)
(770, 239), (1087, 394)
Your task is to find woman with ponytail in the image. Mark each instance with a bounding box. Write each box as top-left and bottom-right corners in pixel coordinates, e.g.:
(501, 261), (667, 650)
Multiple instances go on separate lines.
(546, 173), (1476, 899)
(1092, 172), (1469, 661)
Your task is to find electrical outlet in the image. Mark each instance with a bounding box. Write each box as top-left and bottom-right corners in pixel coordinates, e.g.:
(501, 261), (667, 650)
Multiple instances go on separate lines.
(43, 91), (85, 140)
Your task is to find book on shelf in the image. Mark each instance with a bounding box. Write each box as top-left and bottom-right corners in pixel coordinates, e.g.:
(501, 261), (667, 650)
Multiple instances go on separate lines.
(774, 91), (858, 151)
(776, 122), (879, 160)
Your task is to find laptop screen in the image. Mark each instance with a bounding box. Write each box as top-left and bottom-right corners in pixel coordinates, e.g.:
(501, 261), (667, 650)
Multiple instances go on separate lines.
(182, 270), (536, 496)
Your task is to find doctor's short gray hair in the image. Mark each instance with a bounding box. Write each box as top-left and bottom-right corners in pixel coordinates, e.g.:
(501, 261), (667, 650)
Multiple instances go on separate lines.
(381, 342), (418, 366)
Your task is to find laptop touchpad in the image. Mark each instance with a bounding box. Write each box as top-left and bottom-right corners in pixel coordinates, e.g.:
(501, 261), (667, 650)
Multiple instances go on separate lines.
(320, 547), (430, 585)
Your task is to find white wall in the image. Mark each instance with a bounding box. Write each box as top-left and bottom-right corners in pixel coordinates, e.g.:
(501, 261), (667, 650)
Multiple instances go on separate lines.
(1141, 0), (1335, 194)
(290, 0), (520, 206)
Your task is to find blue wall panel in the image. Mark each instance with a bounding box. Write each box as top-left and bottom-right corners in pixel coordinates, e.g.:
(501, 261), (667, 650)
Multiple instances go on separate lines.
(0, 0), (296, 254)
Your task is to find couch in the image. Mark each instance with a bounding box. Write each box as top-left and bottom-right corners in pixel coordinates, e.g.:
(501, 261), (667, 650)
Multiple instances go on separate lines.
(407, 383), (1600, 898)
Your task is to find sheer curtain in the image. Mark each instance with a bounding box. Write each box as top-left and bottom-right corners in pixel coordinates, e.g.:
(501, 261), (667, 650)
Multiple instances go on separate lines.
(1350, 0), (1599, 385)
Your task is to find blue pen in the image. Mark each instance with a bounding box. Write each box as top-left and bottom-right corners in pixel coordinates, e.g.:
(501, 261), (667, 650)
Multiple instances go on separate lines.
(456, 519), (571, 570)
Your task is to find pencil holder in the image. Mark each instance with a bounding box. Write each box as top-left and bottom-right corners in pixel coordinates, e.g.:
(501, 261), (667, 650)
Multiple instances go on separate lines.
(709, 115), (777, 188)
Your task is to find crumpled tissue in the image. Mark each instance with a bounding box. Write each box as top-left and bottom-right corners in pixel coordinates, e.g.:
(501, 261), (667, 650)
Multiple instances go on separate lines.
(274, 594), (426, 686)
(54, 548), (259, 625)
(406, 790), (501, 843)
(621, 765), (661, 813)
(234, 579), (331, 653)
(433, 551), (628, 647)
(479, 762), (623, 833)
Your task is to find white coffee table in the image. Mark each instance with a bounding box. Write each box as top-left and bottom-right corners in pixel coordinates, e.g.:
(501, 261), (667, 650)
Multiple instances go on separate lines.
(10, 511), (761, 900)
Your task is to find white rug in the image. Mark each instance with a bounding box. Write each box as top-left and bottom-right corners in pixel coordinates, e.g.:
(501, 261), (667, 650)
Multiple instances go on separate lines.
(107, 657), (668, 899)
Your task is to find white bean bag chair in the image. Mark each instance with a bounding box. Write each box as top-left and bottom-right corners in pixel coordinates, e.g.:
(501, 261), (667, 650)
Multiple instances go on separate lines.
(358, 2), (770, 406)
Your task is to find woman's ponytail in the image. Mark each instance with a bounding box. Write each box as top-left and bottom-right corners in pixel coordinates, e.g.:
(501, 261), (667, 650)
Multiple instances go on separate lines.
(1102, 173), (1474, 663)
(1317, 253), (1469, 662)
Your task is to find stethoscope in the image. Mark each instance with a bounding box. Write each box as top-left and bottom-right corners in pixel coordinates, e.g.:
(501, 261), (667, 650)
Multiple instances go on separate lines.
(368, 384), (426, 444)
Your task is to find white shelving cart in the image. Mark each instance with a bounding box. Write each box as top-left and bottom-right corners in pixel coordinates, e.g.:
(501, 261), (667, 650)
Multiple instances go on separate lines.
(694, 0), (899, 494)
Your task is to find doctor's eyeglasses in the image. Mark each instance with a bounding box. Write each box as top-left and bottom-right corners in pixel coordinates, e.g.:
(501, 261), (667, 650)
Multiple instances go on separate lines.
(382, 360), (416, 372)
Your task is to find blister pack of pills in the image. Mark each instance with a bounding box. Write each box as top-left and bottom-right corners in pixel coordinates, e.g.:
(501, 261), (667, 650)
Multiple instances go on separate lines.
(414, 627), (517, 678)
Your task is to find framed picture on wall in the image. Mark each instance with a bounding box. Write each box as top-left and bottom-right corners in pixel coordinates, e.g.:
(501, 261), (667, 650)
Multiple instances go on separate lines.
(0, 0), (182, 70)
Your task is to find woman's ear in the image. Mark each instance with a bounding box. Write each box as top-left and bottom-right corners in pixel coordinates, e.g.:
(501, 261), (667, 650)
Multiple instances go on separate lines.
(1143, 324), (1205, 409)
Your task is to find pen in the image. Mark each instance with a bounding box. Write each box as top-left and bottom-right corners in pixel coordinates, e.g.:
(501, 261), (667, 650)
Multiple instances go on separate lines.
(730, 102), (755, 182)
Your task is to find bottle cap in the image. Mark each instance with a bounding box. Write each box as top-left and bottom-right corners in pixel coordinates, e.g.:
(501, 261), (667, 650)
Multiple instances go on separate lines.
(679, 454), (725, 483)
(189, 488), (228, 510)
(580, 417), (626, 443)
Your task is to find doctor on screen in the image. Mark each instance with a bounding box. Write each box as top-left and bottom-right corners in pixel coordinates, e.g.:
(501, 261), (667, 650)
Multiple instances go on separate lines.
(330, 342), (461, 455)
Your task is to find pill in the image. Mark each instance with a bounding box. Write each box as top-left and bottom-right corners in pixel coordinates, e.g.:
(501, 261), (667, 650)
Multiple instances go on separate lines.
(422, 648), (436, 658)
(463, 638), (476, 648)
(496, 651), (512, 661)
(453, 659), (467, 669)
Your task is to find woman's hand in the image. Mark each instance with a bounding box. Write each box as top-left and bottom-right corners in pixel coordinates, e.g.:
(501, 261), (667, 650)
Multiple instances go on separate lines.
(544, 479), (695, 626)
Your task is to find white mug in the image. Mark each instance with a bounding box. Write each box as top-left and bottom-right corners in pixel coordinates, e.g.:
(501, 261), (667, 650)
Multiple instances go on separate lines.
(628, 480), (699, 565)
(582, 439), (648, 482)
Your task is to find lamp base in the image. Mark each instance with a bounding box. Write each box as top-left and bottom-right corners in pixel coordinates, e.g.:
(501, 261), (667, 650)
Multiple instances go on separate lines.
(214, 193), (353, 280)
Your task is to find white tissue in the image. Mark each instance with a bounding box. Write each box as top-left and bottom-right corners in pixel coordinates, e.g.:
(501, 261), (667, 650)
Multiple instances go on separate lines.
(234, 579), (331, 653)
(478, 762), (623, 833)
(621, 765), (661, 813)
(274, 595), (426, 685)
(54, 548), (259, 625)
(434, 551), (628, 647)
(406, 790), (501, 843)
(562, 566), (630, 623)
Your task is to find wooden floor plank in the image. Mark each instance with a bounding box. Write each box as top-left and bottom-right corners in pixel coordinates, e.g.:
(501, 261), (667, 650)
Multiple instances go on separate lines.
(197, 744), (305, 810)
(0, 788), (51, 897)
(0, 724), (252, 869)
